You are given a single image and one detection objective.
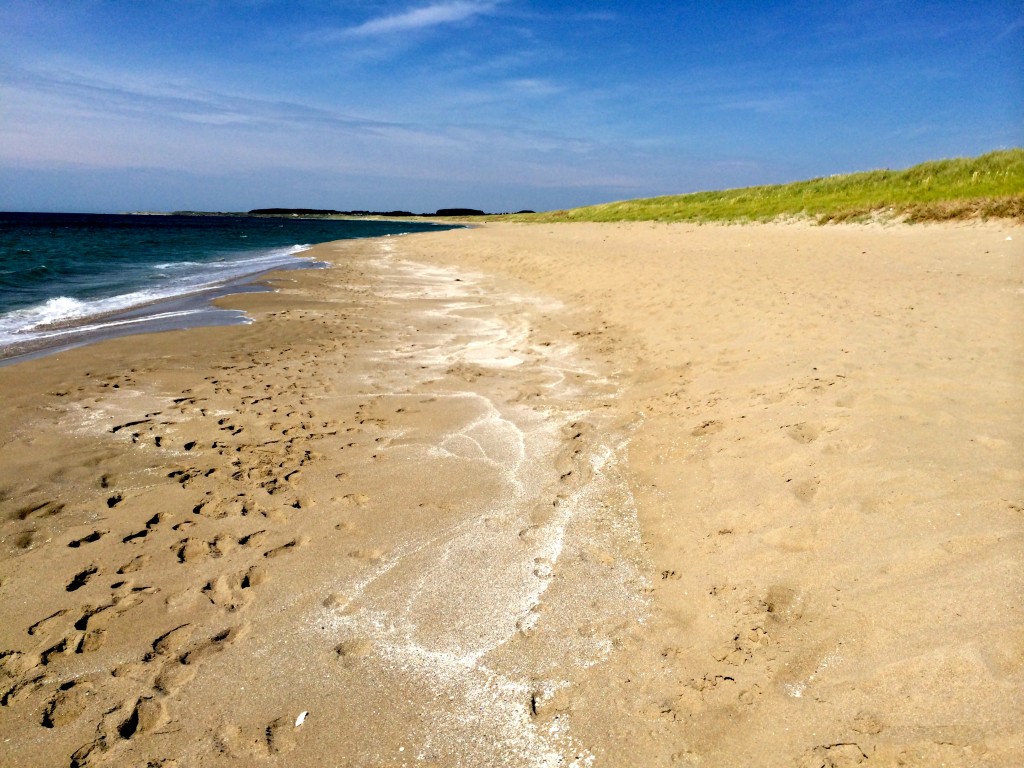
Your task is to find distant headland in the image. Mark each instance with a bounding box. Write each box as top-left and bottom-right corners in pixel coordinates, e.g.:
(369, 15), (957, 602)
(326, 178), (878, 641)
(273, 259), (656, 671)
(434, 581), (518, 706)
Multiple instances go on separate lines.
(139, 208), (536, 218)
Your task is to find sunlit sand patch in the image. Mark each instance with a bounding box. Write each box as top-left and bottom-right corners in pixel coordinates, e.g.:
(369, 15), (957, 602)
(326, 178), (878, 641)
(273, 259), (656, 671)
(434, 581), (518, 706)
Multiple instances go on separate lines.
(309, 241), (647, 765)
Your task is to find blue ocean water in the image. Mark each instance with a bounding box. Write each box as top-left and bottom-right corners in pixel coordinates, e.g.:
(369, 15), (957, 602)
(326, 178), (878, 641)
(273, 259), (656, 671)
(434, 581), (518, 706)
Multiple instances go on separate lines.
(0, 212), (454, 359)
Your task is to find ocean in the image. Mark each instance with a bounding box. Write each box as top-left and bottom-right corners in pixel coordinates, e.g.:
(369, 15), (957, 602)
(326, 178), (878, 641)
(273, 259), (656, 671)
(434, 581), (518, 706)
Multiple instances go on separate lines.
(0, 212), (455, 362)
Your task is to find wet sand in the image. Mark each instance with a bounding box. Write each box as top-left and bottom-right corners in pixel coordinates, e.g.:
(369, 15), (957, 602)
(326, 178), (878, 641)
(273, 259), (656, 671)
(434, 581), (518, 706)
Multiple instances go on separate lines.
(0, 221), (1021, 767)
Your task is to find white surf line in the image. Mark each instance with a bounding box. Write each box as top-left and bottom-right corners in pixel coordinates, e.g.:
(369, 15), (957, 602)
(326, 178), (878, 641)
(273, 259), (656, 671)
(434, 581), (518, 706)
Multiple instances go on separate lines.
(318, 243), (647, 766)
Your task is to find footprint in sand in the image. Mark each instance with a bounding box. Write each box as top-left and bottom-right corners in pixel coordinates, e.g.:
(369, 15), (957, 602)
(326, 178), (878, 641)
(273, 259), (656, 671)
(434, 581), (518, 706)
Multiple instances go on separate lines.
(322, 592), (352, 611)
(201, 565), (268, 612)
(790, 477), (820, 502)
(117, 554), (150, 574)
(11, 499), (66, 522)
(9, 529), (43, 551)
(68, 530), (106, 548)
(238, 529), (270, 548)
(147, 623), (195, 660)
(173, 536), (223, 563)
(334, 637), (374, 666)
(338, 493), (370, 507)
(67, 615), (253, 763)
(262, 537), (306, 559)
(69, 695), (169, 767)
(72, 589), (149, 638)
(348, 547), (385, 563)
(691, 419), (724, 437)
(41, 679), (96, 728)
(154, 660), (197, 696)
(178, 622), (251, 666)
(65, 565), (98, 592)
(122, 513), (162, 544)
(785, 422), (822, 444)
(27, 608), (70, 637)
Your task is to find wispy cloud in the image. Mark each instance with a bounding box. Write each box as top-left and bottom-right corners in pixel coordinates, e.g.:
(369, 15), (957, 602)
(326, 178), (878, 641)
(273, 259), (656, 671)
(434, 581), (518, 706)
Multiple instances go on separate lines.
(994, 15), (1024, 42)
(0, 61), (612, 187)
(505, 78), (562, 97)
(712, 94), (803, 115)
(315, 1), (500, 41)
(0, 65), (403, 134)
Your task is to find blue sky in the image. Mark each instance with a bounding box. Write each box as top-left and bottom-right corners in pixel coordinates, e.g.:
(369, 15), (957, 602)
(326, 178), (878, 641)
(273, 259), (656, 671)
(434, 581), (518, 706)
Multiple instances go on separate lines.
(1, 1), (1021, 213)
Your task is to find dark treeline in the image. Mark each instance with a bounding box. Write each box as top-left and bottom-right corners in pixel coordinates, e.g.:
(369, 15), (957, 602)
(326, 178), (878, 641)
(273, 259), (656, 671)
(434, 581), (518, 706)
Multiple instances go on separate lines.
(247, 207), (511, 217)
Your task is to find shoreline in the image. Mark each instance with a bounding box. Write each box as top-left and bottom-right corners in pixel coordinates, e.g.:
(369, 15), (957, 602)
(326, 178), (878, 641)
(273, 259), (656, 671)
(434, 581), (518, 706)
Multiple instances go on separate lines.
(1, 220), (1021, 766)
(0, 259), (323, 367)
(0, 212), (459, 365)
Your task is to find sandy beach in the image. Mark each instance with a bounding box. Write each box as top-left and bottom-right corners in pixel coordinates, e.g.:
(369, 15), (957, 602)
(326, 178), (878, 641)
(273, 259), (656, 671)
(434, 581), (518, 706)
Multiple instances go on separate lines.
(1, 220), (1021, 767)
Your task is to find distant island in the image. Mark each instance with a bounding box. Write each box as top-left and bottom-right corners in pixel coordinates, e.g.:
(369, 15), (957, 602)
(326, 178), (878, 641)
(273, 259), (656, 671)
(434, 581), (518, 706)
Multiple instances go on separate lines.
(247, 208), (539, 217)
(150, 208), (536, 219)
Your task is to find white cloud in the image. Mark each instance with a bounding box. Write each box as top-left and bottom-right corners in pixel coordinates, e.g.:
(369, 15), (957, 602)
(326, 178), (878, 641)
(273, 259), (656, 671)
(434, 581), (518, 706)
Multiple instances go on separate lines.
(506, 78), (562, 97)
(0, 65), (403, 134)
(327, 1), (499, 39)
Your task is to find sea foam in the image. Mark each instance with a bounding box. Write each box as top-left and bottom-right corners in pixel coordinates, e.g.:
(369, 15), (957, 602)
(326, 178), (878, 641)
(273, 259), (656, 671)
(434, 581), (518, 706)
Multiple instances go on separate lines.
(0, 213), (456, 360)
(0, 244), (316, 349)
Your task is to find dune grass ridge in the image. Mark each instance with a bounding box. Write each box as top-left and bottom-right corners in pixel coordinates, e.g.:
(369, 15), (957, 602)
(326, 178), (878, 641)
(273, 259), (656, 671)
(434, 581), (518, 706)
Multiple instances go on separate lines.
(513, 149), (1024, 224)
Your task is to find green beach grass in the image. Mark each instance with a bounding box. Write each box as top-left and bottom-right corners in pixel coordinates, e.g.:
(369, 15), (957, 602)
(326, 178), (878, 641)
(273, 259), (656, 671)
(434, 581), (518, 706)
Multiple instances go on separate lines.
(510, 149), (1024, 224)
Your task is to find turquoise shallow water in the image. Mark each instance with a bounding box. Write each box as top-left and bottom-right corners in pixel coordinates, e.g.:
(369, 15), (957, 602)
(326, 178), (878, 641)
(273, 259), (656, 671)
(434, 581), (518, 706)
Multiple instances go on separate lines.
(0, 212), (454, 358)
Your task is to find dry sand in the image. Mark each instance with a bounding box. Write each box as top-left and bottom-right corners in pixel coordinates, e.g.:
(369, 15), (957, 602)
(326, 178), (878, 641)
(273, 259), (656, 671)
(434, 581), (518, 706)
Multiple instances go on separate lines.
(0, 221), (1021, 767)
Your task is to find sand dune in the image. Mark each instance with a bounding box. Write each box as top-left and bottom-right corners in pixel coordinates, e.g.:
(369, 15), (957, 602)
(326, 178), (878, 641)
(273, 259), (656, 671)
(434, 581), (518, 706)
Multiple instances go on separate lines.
(0, 221), (1021, 767)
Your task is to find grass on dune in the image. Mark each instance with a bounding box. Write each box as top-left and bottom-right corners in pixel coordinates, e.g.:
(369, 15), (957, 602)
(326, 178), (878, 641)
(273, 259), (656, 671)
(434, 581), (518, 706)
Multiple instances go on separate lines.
(509, 149), (1024, 224)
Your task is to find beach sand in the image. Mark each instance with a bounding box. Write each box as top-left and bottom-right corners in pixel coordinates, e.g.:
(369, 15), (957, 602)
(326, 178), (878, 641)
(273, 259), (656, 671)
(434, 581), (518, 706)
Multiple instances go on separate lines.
(0, 221), (1021, 767)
